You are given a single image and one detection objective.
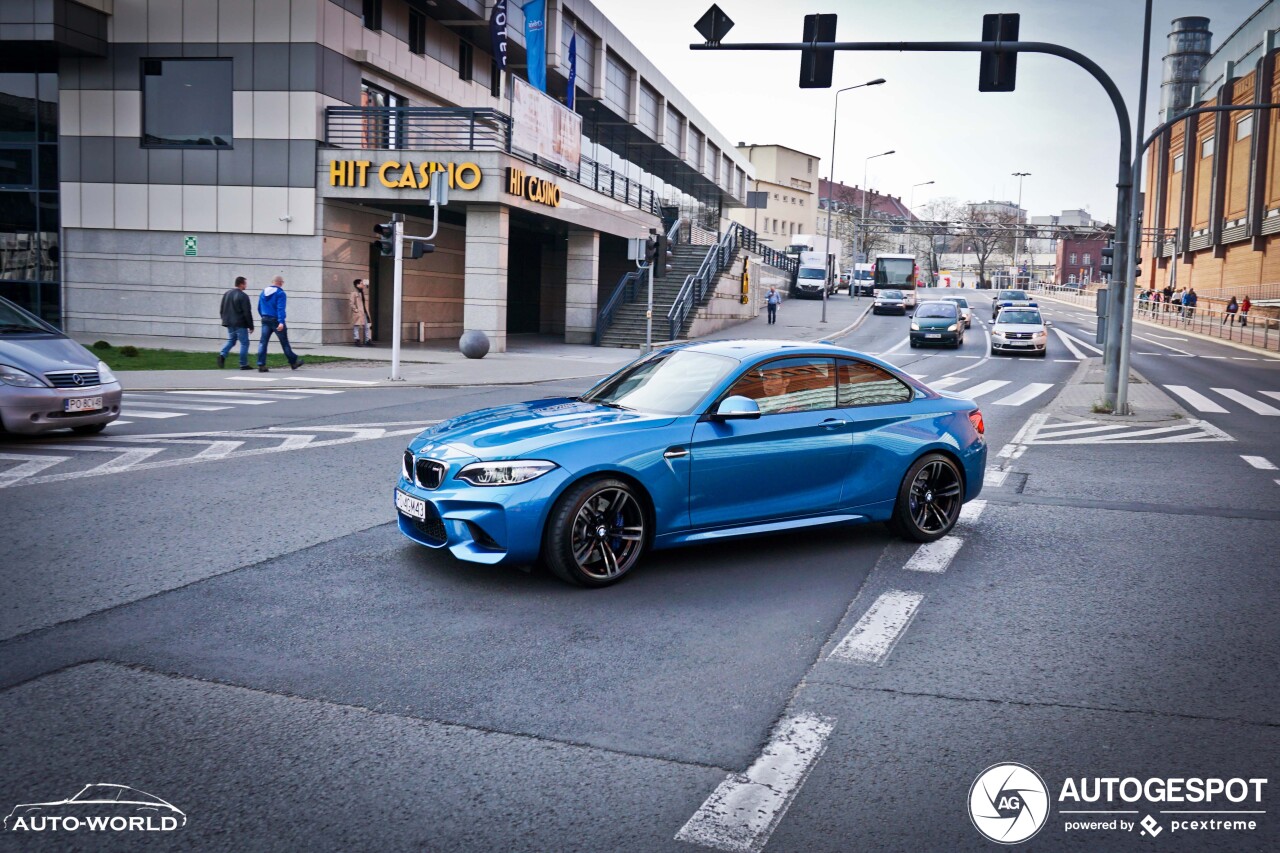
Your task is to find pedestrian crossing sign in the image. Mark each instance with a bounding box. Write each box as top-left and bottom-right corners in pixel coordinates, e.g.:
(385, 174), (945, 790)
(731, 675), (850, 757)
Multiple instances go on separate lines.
(183, 235), (198, 256)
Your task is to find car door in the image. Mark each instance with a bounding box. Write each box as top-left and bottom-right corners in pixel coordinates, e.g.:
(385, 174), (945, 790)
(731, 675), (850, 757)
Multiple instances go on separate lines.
(834, 359), (919, 508)
(688, 357), (853, 529)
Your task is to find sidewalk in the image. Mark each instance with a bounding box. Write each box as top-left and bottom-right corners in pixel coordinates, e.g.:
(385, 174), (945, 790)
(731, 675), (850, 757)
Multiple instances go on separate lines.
(80, 294), (871, 391)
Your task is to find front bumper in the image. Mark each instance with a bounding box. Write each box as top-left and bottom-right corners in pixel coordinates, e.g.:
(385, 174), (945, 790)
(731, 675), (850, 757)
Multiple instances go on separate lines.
(873, 304), (906, 314)
(0, 382), (123, 434)
(991, 338), (1046, 353)
(910, 330), (961, 345)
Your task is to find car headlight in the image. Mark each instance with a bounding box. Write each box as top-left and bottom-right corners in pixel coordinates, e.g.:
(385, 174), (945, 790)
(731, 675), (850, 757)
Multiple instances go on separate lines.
(96, 360), (117, 383)
(991, 330), (1005, 338)
(1033, 330), (1047, 338)
(910, 322), (920, 331)
(456, 460), (557, 487)
(0, 364), (46, 387)
(946, 323), (958, 332)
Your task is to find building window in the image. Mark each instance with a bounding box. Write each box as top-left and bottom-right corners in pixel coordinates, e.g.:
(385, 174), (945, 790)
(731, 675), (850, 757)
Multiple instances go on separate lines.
(1173, 152), (1184, 173)
(409, 9), (426, 55)
(458, 40), (474, 82)
(799, 198), (804, 206)
(1069, 252), (1078, 265)
(807, 158), (813, 174)
(1083, 252), (1091, 265)
(360, 80), (406, 148)
(1236, 114), (1254, 140)
(363, 0), (381, 31)
(1201, 137), (1215, 158)
(141, 59), (232, 148)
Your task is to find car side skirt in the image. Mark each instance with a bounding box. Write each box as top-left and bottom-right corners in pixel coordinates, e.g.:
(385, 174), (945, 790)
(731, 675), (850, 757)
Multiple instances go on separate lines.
(653, 511), (870, 549)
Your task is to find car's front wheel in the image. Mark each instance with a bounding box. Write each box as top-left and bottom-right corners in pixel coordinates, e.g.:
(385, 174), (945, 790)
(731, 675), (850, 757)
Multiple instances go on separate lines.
(543, 477), (647, 587)
(890, 453), (963, 542)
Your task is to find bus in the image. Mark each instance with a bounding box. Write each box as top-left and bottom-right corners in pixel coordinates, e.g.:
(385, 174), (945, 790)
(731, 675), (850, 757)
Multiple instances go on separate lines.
(871, 254), (920, 308)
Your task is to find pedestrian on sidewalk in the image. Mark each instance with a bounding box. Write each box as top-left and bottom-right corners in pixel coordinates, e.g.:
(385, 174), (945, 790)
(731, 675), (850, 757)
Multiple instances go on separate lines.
(1186, 288), (1198, 320)
(1223, 296), (1238, 325)
(217, 276), (255, 369)
(766, 285), (780, 325)
(1240, 295), (1251, 327)
(256, 275), (302, 372)
(350, 278), (373, 347)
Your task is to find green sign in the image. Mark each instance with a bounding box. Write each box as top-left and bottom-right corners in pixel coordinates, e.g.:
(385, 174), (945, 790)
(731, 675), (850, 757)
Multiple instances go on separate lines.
(183, 235), (198, 256)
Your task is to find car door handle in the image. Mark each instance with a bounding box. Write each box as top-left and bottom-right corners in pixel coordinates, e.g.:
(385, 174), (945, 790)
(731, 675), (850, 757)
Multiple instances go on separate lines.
(819, 418), (848, 428)
(663, 447), (689, 459)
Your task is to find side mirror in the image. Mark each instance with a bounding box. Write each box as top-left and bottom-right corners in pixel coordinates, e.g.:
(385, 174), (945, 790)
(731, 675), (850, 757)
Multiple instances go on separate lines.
(711, 395), (761, 421)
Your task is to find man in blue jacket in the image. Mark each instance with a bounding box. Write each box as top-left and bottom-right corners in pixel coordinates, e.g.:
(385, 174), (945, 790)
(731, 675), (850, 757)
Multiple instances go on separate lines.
(256, 275), (303, 372)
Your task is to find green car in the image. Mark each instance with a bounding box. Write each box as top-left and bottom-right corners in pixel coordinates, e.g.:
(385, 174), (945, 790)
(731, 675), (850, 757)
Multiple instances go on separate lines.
(909, 302), (965, 349)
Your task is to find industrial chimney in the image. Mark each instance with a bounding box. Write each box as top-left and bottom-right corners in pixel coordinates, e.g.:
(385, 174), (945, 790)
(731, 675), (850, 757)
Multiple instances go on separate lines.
(1160, 16), (1213, 123)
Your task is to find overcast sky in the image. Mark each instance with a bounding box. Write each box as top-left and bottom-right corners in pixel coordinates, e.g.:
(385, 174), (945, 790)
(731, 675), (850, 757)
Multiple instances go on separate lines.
(594, 0), (1259, 223)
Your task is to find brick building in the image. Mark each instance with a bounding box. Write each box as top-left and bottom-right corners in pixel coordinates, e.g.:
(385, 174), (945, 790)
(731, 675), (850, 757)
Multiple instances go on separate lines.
(1056, 235), (1109, 286)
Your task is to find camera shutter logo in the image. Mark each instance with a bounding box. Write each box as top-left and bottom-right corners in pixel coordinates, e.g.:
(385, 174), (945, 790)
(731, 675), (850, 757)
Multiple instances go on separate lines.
(969, 763), (1050, 844)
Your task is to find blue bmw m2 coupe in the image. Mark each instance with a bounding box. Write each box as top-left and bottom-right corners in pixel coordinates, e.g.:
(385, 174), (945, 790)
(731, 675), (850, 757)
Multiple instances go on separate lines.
(396, 340), (986, 587)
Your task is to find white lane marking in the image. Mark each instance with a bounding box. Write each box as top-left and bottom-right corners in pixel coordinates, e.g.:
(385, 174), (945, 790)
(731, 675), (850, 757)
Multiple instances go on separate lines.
(192, 441), (245, 460)
(958, 499), (986, 524)
(675, 713), (836, 853)
(906, 373), (928, 380)
(1213, 388), (1280, 416)
(1133, 333), (1196, 356)
(1200, 356), (1228, 360)
(927, 376), (966, 389)
(118, 410), (187, 419)
(1052, 424), (1217, 443)
(288, 376), (379, 385)
(882, 336), (911, 355)
(0, 453), (71, 488)
(1053, 358), (1079, 363)
(903, 536), (965, 573)
(955, 379), (1010, 399)
(954, 355), (981, 359)
(1032, 423), (1136, 438)
(123, 400), (231, 411)
(986, 468), (1008, 487)
(1054, 328), (1104, 355)
(226, 376), (278, 382)
(1242, 455), (1277, 470)
(85, 448), (165, 474)
(994, 383), (1054, 406)
(1231, 357), (1258, 361)
(265, 388), (345, 395)
(164, 392), (277, 404)
(1164, 385), (1229, 413)
(111, 420), (132, 426)
(1136, 352), (1162, 356)
(1147, 333), (1188, 341)
(828, 590), (925, 665)
(1261, 392), (1280, 403)
(1051, 328), (1089, 359)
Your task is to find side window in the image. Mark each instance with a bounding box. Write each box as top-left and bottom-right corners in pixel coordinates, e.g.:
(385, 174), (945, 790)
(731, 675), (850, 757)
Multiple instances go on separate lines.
(727, 357), (836, 414)
(837, 359), (912, 407)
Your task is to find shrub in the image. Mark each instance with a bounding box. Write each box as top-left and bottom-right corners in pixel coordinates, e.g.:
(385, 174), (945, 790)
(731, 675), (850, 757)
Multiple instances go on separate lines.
(120, 345), (140, 357)
(92, 340), (112, 350)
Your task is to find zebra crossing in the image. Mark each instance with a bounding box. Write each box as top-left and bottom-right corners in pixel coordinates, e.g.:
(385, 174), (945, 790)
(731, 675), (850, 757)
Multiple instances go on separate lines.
(1163, 385), (1280, 416)
(117, 388), (347, 425)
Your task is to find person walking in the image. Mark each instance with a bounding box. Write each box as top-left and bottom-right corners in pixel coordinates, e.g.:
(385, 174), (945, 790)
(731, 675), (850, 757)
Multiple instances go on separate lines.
(1240, 295), (1251, 327)
(1223, 296), (1238, 325)
(1186, 287), (1198, 320)
(217, 276), (255, 369)
(350, 278), (373, 347)
(256, 275), (302, 372)
(766, 285), (781, 325)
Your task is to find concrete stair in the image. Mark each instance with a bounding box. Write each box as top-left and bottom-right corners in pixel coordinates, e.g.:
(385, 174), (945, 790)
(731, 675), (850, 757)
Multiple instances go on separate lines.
(598, 243), (718, 347)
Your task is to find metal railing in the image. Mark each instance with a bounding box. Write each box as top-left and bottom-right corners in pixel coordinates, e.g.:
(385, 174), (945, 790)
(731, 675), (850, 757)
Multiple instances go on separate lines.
(593, 218), (684, 346)
(736, 225), (798, 276)
(668, 224), (744, 341)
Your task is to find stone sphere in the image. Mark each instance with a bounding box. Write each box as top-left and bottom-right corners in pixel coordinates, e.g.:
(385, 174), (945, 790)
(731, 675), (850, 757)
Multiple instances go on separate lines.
(459, 329), (490, 359)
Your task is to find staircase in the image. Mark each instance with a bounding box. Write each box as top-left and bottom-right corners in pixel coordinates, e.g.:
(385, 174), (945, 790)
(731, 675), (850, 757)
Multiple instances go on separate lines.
(597, 243), (716, 348)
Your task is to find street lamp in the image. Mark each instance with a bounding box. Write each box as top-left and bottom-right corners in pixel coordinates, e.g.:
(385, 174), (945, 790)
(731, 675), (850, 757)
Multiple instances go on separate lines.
(909, 180), (934, 285)
(822, 77), (885, 320)
(1012, 171), (1031, 287)
(908, 180), (934, 212)
(853, 149), (895, 285)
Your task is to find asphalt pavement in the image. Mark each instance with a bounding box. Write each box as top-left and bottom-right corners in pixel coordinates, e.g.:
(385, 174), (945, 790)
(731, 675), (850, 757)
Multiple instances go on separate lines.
(2, 286), (1277, 851)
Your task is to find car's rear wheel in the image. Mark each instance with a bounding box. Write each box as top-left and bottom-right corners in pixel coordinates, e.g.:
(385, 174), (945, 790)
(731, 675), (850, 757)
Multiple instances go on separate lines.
(543, 477), (646, 587)
(889, 453), (963, 542)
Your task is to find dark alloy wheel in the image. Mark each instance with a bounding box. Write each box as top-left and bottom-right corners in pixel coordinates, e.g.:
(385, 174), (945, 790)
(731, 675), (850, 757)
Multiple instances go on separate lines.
(544, 477), (647, 587)
(890, 453), (964, 542)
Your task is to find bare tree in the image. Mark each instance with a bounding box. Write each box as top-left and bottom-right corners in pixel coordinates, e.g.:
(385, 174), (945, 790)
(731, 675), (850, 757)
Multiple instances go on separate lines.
(915, 197), (963, 284)
(957, 206), (1019, 287)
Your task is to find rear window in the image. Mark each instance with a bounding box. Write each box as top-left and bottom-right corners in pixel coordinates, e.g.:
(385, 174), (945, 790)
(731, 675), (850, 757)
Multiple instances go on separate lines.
(916, 303), (957, 319)
(837, 360), (912, 406)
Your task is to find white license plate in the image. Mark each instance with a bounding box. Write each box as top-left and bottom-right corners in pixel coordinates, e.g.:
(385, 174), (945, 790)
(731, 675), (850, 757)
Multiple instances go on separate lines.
(64, 396), (103, 413)
(926, 333), (942, 339)
(395, 489), (426, 520)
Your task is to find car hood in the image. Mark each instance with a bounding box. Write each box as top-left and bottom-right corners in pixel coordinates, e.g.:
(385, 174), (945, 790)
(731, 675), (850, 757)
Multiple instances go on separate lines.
(914, 316), (958, 328)
(992, 323), (1045, 334)
(0, 335), (101, 375)
(415, 397), (678, 458)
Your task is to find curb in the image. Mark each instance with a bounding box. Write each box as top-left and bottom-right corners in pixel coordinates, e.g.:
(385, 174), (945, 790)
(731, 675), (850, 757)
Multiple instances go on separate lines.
(811, 302), (874, 342)
(1046, 355), (1189, 421)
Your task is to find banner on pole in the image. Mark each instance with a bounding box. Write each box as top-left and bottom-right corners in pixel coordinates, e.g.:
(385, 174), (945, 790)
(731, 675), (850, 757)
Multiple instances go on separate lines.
(523, 0), (546, 92)
(567, 33), (577, 110)
(490, 0), (508, 70)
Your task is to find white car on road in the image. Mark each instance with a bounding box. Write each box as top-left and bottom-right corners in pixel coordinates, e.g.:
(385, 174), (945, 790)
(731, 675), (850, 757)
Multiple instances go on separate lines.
(990, 307), (1050, 357)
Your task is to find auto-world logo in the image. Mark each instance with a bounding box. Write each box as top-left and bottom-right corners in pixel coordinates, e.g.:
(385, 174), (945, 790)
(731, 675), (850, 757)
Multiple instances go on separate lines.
(969, 763), (1050, 844)
(4, 784), (185, 833)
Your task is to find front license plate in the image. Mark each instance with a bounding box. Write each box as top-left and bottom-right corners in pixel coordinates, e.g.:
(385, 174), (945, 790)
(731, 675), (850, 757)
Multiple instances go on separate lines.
(395, 489), (426, 520)
(926, 333), (942, 339)
(64, 396), (103, 413)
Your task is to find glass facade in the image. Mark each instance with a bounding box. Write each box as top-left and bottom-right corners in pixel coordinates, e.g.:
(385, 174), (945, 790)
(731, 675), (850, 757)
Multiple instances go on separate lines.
(0, 72), (59, 326)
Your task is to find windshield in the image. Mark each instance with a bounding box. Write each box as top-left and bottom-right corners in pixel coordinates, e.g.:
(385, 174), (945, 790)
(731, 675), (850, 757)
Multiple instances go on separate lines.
(879, 290), (903, 299)
(853, 269), (871, 280)
(797, 268), (825, 279)
(915, 304), (958, 319)
(0, 299), (58, 335)
(946, 298), (969, 308)
(580, 350), (738, 415)
(874, 258), (915, 287)
(998, 290), (1029, 301)
(998, 310), (1042, 325)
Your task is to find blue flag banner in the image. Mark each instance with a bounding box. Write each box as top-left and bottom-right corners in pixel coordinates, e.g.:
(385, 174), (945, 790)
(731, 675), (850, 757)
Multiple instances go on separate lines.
(490, 0), (508, 71)
(523, 0), (546, 92)
(567, 33), (577, 110)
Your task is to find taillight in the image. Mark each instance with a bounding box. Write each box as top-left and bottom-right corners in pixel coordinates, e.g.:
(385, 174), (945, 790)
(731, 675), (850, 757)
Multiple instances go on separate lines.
(969, 409), (985, 435)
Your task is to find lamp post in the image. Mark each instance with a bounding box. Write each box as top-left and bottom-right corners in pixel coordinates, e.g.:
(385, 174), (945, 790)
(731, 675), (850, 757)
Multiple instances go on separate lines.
(855, 149), (895, 287)
(1012, 171), (1031, 288)
(822, 77), (885, 321)
(909, 180), (934, 286)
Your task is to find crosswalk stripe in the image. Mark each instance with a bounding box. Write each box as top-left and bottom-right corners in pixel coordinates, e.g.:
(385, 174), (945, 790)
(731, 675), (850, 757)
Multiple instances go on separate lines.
(1242, 455), (1277, 470)
(265, 388), (345, 395)
(1164, 385), (1229, 413)
(164, 392), (277, 404)
(927, 376), (965, 388)
(124, 400), (231, 411)
(955, 379), (1010, 399)
(1261, 392), (1280, 403)
(1213, 388), (1280, 416)
(993, 383), (1054, 406)
(829, 590), (925, 664)
(1034, 423), (1134, 438)
(119, 410), (187, 419)
(287, 376), (379, 385)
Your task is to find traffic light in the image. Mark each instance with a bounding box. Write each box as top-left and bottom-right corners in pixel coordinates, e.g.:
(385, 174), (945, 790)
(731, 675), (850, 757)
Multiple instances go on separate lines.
(408, 240), (434, 260)
(1099, 241), (1114, 278)
(799, 13), (837, 89)
(979, 13), (1019, 92)
(373, 221), (395, 257)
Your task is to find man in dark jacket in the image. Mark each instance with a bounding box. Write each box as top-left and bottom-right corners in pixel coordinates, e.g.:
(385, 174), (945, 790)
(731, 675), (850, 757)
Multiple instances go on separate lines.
(256, 275), (302, 372)
(218, 276), (255, 369)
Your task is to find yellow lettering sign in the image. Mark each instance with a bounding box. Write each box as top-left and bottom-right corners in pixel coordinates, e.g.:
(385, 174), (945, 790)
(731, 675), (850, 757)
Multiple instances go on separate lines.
(378, 161), (400, 188)
(328, 160), (483, 192)
(396, 163), (417, 188)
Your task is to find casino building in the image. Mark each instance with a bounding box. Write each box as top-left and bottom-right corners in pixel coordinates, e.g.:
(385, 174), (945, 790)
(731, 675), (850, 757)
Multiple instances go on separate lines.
(0, 0), (759, 351)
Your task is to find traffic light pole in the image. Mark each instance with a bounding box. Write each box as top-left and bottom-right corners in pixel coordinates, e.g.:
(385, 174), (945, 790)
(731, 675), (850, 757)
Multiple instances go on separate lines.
(389, 215), (405, 381)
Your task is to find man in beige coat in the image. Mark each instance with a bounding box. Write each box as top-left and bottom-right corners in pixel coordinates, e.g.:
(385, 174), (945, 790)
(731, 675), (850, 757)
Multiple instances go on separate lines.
(350, 278), (374, 346)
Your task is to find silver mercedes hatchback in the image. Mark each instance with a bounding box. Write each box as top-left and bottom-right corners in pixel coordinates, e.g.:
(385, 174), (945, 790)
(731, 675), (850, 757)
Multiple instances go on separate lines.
(0, 297), (123, 435)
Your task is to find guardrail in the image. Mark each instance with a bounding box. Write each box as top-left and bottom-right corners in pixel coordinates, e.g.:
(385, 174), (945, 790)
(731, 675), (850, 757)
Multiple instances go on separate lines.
(668, 224), (744, 340)
(592, 218), (686, 346)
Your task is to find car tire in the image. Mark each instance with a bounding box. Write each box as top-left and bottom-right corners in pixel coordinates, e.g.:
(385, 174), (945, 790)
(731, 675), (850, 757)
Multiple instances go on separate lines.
(890, 453), (964, 543)
(909, 340), (918, 348)
(543, 477), (647, 587)
(71, 423), (108, 435)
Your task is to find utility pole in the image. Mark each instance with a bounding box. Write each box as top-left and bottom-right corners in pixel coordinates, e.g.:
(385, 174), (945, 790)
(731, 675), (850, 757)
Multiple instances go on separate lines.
(1012, 171), (1030, 288)
(856, 149), (895, 271)
(824, 78), (886, 320)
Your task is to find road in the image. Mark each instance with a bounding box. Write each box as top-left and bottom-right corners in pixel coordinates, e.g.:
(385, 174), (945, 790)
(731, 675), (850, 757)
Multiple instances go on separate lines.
(1, 288), (1277, 850)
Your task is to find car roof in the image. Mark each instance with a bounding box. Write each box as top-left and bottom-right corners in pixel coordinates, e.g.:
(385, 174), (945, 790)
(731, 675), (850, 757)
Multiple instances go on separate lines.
(659, 339), (907, 375)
